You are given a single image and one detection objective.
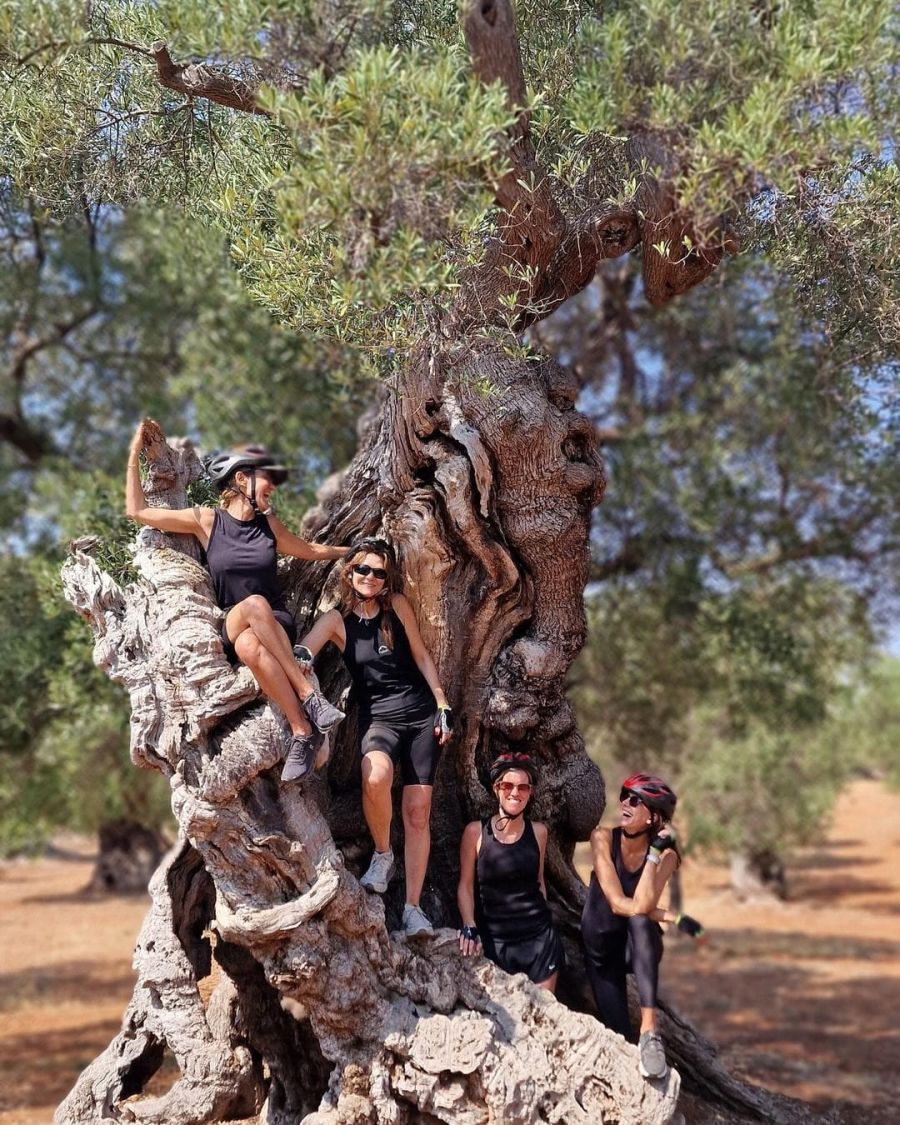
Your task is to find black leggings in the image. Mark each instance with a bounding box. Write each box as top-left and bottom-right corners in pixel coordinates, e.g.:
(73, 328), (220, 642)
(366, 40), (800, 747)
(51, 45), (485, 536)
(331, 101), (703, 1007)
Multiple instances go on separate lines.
(582, 903), (663, 1040)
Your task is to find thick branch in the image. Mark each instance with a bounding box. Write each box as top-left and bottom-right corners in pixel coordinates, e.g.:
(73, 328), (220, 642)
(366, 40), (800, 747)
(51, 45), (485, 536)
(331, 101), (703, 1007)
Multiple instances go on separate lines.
(463, 0), (566, 274)
(0, 411), (56, 461)
(627, 131), (739, 307)
(151, 41), (271, 117)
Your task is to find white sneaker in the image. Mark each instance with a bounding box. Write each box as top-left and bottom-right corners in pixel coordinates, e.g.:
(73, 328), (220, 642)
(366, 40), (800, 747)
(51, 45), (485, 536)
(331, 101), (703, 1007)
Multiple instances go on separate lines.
(401, 903), (434, 937)
(359, 849), (395, 894)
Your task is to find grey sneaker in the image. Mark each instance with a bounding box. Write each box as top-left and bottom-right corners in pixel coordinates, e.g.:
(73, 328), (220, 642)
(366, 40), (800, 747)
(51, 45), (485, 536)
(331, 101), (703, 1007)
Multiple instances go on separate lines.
(281, 733), (316, 782)
(639, 1031), (668, 1080)
(401, 903), (434, 937)
(303, 690), (345, 734)
(359, 849), (395, 894)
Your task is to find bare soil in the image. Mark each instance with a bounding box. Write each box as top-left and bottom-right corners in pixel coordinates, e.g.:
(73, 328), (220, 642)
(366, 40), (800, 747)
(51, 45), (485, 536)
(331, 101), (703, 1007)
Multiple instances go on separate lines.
(1, 779), (897, 1124)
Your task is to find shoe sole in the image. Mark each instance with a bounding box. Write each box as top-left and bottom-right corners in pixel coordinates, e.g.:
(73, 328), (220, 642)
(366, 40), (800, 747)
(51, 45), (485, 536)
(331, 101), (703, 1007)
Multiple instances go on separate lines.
(360, 879), (388, 894)
(639, 1061), (669, 1080)
(281, 763), (313, 782)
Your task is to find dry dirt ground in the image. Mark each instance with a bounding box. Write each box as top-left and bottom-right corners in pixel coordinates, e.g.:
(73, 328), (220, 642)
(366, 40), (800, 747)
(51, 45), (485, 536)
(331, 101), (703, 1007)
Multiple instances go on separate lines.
(1, 779), (898, 1125)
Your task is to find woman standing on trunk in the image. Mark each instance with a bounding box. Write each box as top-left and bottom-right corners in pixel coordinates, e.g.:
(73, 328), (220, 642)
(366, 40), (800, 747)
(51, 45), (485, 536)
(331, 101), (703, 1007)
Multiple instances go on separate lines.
(299, 538), (453, 936)
(457, 753), (563, 993)
(581, 773), (704, 1081)
(125, 418), (348, 783)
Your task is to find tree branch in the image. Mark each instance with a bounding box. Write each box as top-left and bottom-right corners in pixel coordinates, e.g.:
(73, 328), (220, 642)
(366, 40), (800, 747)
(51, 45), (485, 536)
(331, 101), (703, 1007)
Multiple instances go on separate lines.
(8, 305), (98, 387)
(151, 41), (271, 117)
(627, 131), (739, 307)
(462, 0), (565, 274)
(711, 514), (882, 577)
(0, 412), (56, 462)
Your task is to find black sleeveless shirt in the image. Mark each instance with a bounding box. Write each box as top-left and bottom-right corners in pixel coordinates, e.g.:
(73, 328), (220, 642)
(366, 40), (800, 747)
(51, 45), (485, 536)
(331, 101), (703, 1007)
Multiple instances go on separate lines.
(341, 607), (432, 720)
(205, 508), (284, 611)
(584, 826), (648, 911)
(475, 818), (552, 942)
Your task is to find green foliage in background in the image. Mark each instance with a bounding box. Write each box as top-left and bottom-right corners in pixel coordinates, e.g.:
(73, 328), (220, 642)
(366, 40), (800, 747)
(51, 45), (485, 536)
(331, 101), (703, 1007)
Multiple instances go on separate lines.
(0, 545), (169, 856)
(565, 245), (897, 864)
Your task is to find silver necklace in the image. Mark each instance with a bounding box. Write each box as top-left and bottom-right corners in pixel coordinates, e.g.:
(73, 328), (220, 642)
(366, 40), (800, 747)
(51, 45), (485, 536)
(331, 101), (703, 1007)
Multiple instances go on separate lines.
(355, 602), (378, 624)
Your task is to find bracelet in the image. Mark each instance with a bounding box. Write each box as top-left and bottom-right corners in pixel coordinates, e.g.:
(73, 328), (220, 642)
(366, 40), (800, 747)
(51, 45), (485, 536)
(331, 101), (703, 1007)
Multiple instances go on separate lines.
(645, 851), (660, 866)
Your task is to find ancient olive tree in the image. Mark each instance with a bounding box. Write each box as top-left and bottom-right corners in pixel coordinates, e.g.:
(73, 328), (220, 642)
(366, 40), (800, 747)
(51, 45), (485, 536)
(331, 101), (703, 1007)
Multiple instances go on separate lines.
(3, 0), (895, 1121)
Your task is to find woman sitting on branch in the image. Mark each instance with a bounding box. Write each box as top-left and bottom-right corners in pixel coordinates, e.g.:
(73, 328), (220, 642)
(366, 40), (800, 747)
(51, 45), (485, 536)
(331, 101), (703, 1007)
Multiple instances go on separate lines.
(125, 418), (348, 783)
(299, 538), (452, 936)
(457, 753), (564, 993)
(581, 773), (705, 1081)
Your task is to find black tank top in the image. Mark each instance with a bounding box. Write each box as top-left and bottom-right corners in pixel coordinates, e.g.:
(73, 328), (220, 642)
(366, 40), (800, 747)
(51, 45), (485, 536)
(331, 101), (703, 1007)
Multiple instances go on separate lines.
(475, 818), (551, 942)
(341, 607), (432, 720)
(205, 508), (284, 611)
(585, 827), (648, 907)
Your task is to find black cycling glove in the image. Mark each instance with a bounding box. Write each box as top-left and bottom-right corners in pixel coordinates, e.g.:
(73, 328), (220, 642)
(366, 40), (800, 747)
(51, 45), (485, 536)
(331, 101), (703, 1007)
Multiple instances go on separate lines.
(675, 913), (704, 939)
(436, 706), (454, 739)
(649, 831), (677, 854)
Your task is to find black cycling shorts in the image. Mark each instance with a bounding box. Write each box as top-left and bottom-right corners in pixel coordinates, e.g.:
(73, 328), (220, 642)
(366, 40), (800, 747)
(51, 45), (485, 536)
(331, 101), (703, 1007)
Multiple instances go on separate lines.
(221, 605), (297, 665)
(360, 710), (440, 786)
(482, 923), (564, 985)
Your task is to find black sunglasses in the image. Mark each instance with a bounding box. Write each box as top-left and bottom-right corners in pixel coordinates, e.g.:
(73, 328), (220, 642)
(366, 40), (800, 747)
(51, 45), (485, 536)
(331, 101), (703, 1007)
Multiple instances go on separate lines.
(619, 789), (644, 807)
(352, 563), (387, 581)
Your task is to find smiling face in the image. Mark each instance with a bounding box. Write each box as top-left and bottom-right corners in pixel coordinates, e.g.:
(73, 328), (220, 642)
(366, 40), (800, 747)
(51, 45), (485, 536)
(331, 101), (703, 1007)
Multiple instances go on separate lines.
(620, 788), (654, 833)
(350, 551), (389, 601)
(494, 768), (533, 817)
(232, 467), (278, 510)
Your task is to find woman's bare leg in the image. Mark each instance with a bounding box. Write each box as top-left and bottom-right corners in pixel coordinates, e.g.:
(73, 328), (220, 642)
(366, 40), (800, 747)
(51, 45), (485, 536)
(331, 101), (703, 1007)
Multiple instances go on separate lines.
(225, 596), (314, 701)
(401, 784), (432, 908)
(233, 632), (311, 736)
(361, 751), (394, 852)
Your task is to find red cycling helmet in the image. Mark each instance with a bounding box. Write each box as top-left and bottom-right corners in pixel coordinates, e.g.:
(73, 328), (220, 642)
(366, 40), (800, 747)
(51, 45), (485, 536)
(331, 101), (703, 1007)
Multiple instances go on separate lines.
(620, 773), (677, 820)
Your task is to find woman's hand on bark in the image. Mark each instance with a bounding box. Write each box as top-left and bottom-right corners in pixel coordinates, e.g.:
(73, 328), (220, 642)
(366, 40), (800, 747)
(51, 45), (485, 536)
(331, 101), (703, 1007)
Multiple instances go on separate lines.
(129, 417), (159, 459)
(458, 924), (481, 957)
(435, 705), (454, 745)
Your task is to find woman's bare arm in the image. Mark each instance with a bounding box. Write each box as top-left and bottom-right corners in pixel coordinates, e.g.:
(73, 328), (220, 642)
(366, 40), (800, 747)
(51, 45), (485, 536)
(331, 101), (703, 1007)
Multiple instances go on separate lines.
(534, 821), (549, 898)
(267, 515), (349, 561)
(125, 419), (211, 543)
(299, 610), (346, 656)
(457, 821), (482, 956)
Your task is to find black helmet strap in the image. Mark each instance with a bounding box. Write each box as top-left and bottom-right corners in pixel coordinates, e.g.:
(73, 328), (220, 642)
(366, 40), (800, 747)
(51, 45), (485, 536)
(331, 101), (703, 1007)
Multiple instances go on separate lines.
(494, 808), (526, 832)
(232, 469), (271, 516)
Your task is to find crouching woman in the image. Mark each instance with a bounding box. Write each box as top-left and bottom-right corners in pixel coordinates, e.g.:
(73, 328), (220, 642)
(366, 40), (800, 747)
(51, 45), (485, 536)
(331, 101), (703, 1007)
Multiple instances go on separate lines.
(457, 753), (564, 993)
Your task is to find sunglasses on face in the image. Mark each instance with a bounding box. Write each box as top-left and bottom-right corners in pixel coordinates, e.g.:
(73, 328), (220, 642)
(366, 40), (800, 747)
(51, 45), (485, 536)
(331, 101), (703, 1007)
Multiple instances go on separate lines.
(352, 564), (387, 581)
(497, 781), (532, 795)
(619, 789), (644, 807)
